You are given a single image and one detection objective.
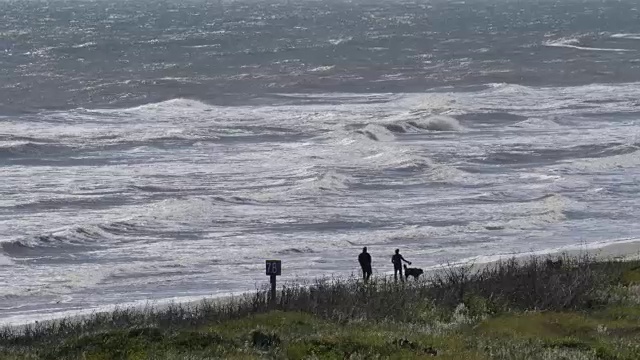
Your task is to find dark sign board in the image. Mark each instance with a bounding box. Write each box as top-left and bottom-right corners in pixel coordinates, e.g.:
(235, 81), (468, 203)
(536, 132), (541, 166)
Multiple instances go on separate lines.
(265, 260), (282, 276)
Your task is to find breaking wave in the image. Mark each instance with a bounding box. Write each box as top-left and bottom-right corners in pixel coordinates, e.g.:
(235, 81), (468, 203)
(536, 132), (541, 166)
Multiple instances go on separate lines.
(354, 124), (396, 142)
(343, 116), (462, 144)
(406, 115), (463, 131)
(101, 98), (213, 114)
(1, 221), (136, 254)
(297, 170), (352, 193)
(2, 229), (99, 253)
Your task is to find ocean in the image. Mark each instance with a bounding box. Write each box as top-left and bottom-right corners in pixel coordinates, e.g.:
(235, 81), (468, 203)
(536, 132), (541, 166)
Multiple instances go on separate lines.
(1, 0), (640, 323)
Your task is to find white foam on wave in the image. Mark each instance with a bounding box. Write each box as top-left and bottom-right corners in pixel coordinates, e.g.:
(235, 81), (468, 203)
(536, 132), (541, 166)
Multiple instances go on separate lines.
(339, 194), (572, 247)
(500, 194), (568, 229)
(116, 98), (213, 114)
(485, 82), (532, 95)
(363, 150), (433, 171)
(0, 253), (13, 266)
(321, 128), (441, 175)
(409, 94), (457, 115)
(308, 65), (335, 73)
(610, 33), (640, 40)
(450, 81), (640, 118)
(328, 37), (352, 45)
(562, 151), (640, 172)
(544, 37), (631, 52)
(426, 163), (473, 184)
(71, 42), (97, 49)
(407, 115), (464, 131)
(294, 169), (352, 194)
(355, 124), (396, 142)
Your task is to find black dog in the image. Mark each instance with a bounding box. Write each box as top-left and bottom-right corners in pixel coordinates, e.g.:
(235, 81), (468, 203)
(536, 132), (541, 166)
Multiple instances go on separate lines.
(545, 258), (563, 270)
(403, 264), (424, 280)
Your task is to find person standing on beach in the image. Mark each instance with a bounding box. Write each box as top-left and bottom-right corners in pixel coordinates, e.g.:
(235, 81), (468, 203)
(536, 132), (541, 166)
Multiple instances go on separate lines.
(358, 247), (372, 282)
(391, 249), (411, 282)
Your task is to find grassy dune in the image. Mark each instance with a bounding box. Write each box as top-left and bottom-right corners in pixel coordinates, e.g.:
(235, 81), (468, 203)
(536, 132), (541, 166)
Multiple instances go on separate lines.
(2, 255), (640, 359)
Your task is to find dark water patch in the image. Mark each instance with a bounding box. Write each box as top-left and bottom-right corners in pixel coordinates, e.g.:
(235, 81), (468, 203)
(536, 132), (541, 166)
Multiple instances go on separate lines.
(476, 151), (551, 166)
(583, 98), (629, 104)
(0, 142), (76, 159)
(13, 195), (133, 212)
(211, 195), (262, 205)
(596, 143), (640, 157)
(0, 135), (48, 142)
(383, 124), (408, 133)
(579, 110), (640, 119)
(132, 185), (184, 193)
(465, 192), (560, 205)
(97, 221), (141, 235)
(277, 247), (315, 255)
(475, 142), (638, 167)
(485, 225), (505, 231)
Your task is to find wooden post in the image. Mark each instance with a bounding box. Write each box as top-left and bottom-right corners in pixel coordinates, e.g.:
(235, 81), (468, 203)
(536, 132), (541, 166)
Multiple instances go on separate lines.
(270, 274), (277, 305)
(265, 260), (281, 306)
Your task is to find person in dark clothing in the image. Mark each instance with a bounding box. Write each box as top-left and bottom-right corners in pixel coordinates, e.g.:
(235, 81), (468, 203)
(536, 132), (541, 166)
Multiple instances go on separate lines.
(358, 247), (372, 282)
(391, 249), (411, 282)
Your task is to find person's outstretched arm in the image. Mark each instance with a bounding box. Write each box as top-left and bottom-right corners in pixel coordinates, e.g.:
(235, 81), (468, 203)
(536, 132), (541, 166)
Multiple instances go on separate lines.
(401, 256), (411, 265)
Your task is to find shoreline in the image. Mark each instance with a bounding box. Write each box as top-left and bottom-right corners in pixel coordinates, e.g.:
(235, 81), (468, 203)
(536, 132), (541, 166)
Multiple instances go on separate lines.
(4, 245), (639, 359)
(3, 237), (640, 327)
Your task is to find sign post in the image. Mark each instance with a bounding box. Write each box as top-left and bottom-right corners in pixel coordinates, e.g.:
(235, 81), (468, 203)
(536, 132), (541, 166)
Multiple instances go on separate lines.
(265, 260), (281, 305)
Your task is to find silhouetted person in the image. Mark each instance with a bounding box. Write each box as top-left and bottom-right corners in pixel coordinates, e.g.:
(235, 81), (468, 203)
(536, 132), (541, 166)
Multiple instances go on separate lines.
(358, 247), (372, 282)
(391, 249), (411, 282)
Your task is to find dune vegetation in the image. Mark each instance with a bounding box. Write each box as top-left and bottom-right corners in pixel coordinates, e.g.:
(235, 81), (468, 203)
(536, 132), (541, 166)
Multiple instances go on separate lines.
(1, 254), (640, 359)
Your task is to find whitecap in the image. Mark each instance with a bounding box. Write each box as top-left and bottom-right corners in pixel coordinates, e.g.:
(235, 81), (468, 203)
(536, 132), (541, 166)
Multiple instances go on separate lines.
(544, 37), (631, 52)
(328, 37), (352, 45)
(308, 65), (335, 73)
(407, 115), (463, 131)
(71, 42), (97, 49)
(610, 33), (640, 40)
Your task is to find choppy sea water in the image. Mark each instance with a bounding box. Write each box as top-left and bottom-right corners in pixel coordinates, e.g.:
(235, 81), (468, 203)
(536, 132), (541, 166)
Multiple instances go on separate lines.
(2, 0), (640, 323)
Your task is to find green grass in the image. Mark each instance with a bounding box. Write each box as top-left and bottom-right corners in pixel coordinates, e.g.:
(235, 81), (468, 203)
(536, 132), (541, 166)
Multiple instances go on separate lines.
(2, 255), (640, 359)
